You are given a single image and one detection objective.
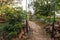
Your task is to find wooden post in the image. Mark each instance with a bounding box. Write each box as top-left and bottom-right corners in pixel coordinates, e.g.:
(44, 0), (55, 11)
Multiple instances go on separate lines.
(26, 13), (30, 33)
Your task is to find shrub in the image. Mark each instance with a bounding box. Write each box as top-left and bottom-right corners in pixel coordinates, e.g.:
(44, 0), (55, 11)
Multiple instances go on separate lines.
(0, 5), (26, 40)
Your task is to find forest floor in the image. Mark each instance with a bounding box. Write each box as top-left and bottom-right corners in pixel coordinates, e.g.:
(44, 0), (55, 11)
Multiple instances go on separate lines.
(26, 21), (52, 40)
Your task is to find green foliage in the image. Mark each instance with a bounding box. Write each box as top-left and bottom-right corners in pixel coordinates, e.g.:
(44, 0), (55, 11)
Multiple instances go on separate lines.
(33, 0), (60, 16)
(34, 0), (52, 16)
(0, 5), (26, 40)
(32, 0), (60, 23)
(6, 31), (17, 40)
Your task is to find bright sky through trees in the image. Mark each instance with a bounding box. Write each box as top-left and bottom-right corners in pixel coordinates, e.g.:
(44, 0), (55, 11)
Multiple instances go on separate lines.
(21, 0), (34, 13)
(10, 0), (34, 14)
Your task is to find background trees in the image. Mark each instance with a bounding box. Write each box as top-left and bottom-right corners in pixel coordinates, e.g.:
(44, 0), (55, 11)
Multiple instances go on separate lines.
(33, 0), (60, 16)
(32, 0), (60, 23)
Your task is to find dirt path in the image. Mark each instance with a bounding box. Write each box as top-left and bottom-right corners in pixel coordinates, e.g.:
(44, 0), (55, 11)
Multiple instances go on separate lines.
(26, 21), (52, 40)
